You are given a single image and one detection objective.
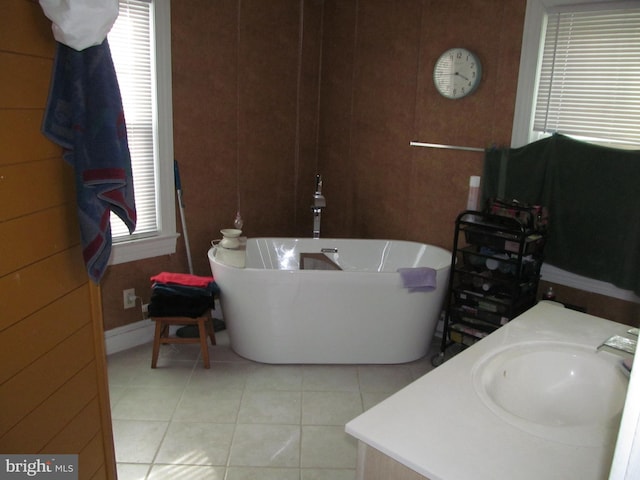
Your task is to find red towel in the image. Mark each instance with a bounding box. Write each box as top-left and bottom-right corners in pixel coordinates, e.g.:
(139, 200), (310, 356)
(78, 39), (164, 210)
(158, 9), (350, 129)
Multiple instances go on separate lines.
(150, 272), (214, 288)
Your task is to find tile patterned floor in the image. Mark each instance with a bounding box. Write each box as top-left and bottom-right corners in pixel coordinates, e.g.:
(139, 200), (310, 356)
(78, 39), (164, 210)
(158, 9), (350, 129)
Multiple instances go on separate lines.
(108, 329), (440, 480)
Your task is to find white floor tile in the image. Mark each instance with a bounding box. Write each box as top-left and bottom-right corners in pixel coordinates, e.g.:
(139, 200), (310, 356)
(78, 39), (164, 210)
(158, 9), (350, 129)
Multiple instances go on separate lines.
(229, 424), (300, 467)
(357, 365), (414, 393)
(187, 362), (251, 390)
(244, 364), (304, 391)
(108, 339), (432, 477)
(226, 466), (300, 480)
(115, 463), (151, 480)
(237, 390), (302, 424)
(302, 365), (360, 392)
(302, 391), (363, 425)
(112, 420), (168, 463)
(301, 468), (357, 480)
(154, 422), (234, 465)
(128, 362), (194, 388)
(300, 426), (357, 469)
(147, 464), (226, 479)
(173, 388), (243, 423)
(111, 386), (184, 421)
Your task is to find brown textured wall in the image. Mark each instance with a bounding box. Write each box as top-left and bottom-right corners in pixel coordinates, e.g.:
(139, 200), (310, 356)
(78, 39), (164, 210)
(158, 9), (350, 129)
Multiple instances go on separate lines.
(319, 0), (525, 248)
(101, 0), (639, 331)
(101, 0), (323, 329)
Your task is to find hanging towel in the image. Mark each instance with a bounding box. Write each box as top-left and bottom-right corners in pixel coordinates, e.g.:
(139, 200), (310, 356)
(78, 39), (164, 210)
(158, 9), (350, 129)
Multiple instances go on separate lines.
(397, 267), (437, 292)
(482, 134), (640, 294)
(42, 40), (136, 283)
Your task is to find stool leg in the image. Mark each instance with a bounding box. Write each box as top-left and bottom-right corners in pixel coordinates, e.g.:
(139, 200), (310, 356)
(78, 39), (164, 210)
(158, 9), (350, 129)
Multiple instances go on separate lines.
(197, 318), (210, 368)
(206, 318), (217, 346)
(151, 319), (163, 368)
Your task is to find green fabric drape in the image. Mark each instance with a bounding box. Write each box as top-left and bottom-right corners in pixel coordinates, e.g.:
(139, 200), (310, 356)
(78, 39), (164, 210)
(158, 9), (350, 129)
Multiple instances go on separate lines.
(482, 134), (640, 294)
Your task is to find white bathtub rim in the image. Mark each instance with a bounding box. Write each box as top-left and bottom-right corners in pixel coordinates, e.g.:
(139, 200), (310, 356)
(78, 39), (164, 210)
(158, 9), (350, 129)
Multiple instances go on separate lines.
(210, 236), (452, 272)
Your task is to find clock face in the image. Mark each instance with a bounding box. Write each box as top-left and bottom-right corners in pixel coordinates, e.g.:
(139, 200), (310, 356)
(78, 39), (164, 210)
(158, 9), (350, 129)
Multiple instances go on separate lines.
(433, 48), (482, 99)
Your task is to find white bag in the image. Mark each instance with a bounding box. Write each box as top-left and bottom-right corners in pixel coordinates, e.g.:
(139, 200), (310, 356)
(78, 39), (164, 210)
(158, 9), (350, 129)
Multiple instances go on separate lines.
(39, 0), (119, 51)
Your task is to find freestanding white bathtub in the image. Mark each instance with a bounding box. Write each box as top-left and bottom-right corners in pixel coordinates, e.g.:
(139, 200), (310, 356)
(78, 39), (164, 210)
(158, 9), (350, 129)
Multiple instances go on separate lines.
(208, 238), (451, 364)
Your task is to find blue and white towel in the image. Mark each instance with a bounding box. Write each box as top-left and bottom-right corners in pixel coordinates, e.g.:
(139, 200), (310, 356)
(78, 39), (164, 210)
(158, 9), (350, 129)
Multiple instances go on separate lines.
(42, 40), (136, 283)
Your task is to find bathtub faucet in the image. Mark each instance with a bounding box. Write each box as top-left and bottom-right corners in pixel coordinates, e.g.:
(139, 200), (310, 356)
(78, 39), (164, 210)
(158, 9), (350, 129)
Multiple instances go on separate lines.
(311, 174), (326, 239)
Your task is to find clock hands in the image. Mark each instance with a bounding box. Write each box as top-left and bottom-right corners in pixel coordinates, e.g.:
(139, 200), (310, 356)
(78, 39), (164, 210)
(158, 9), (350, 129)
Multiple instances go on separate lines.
(434, 48), (482, 99)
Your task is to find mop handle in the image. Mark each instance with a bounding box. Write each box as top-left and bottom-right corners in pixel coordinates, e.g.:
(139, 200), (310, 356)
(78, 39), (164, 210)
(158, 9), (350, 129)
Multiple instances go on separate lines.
(174, 160), (185, 207)
(174, 160), (194, 274)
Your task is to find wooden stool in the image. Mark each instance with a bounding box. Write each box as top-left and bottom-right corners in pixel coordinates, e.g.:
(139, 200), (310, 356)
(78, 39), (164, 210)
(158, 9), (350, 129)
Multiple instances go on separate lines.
(151, 315), (216, 368)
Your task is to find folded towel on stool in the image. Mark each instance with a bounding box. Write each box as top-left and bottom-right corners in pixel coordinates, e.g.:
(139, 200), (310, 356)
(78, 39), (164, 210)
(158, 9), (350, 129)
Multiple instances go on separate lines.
(152, 282), (220, 297)
(397, 267), (437, 292)
(148, 293), (215, 318)
(150, 272), (215, 288)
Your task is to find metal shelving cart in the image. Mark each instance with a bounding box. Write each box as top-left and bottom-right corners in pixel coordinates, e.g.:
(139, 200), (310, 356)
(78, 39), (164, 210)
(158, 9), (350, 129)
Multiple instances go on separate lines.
(432, 210), (546, 366)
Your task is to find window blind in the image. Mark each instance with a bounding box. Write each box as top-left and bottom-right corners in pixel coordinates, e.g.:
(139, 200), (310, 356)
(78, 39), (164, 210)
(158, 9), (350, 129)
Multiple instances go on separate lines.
(108, 0), (158, 239)
(534, 6), (640, 148)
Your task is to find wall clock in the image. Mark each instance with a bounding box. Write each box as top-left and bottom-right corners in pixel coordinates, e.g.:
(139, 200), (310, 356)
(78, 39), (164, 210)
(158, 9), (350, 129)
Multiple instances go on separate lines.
(433, 48), (482, 99)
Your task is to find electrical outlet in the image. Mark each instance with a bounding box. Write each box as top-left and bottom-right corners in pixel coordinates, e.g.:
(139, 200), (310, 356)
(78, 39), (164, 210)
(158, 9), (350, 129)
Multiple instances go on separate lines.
(123, 288), (136, 309)
(142, 303), (149, 319)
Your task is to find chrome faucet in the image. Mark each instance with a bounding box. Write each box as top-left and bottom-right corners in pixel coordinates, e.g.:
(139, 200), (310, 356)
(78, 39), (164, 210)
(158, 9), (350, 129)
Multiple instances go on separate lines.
(311, 174), (326, 239)
(597, 333), (637, 355)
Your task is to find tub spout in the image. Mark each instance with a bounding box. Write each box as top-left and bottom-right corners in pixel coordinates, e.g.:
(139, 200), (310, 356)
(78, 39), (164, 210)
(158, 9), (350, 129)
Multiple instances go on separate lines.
(311, 174), (325, 238)
(313, 174), (326, 208)
(312, 208), (322, 239)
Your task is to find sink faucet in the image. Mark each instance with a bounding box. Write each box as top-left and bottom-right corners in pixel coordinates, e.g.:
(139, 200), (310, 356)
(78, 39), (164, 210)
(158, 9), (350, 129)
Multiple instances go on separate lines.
(597, 333), (637, 355)
(311, 174), (326, 239)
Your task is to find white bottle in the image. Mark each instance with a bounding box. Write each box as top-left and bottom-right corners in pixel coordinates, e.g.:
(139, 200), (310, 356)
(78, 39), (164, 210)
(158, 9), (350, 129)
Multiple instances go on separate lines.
(466, 176), (481, 211)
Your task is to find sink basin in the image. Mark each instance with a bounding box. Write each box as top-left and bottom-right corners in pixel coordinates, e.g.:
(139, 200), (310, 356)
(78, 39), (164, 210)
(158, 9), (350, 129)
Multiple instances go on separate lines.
(472, 341), (629, 446)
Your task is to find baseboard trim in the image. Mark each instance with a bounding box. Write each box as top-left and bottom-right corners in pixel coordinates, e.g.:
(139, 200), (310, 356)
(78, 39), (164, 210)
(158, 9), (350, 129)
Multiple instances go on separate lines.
(104, 305), (223, 355)
(105, 319), (155, 355)
(541, 264), (640, 304)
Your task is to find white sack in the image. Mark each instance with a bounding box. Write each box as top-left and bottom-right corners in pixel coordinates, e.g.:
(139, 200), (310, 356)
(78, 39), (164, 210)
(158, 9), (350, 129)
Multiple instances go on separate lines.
(39, 0), (119, 51)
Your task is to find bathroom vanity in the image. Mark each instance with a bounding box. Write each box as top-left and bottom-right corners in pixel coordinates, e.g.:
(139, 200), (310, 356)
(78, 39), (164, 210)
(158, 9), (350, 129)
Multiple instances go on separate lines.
(346, 302), (634, 480)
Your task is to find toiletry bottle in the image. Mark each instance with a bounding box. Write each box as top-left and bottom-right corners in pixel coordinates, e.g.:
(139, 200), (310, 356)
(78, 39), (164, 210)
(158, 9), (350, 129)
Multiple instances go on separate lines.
(467, 176), (481, 211)
(543, 286), (556, 301)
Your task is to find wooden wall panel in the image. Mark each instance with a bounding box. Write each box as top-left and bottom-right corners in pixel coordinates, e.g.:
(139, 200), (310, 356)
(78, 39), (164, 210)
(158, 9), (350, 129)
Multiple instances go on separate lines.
(0, 324), (94, 433)
(0, 110), (62, 165)
(0, 246), (87, 330)
(0, 53), (52, 108)
(0, 205), (79, 277)
(1, 361), (99, 452)
(44, 398), (101, 452)
(80, 434), (107, 480)
(0, 158), (75, 222)
(0, 287), (88, 384)
(0, 0), (54, 57)
(0, 1), (116, 478)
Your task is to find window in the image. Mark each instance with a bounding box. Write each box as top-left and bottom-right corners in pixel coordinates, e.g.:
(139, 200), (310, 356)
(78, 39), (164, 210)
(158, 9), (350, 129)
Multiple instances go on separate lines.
(107, 0), (177, 264)
(513, 0), (640, 150)
(533, 4), (640, 148)
(512, 0), (640, 302)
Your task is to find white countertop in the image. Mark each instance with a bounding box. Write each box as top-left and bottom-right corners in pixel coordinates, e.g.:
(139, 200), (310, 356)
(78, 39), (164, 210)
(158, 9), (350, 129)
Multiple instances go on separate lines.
(345, 302), (632, 480)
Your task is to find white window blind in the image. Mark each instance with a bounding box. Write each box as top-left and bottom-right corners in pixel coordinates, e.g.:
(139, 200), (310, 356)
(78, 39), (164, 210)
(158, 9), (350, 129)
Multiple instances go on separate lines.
(108, 0), (158, 239)
(534, 6), (640, 148)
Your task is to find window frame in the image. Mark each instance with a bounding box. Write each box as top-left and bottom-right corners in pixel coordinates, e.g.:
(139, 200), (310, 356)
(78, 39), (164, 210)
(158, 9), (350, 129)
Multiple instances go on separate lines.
(109, 0), (177, 265)
(511, 0), (640, 304)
